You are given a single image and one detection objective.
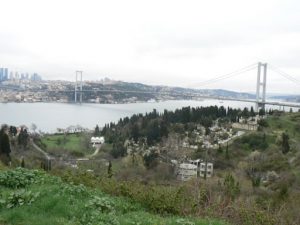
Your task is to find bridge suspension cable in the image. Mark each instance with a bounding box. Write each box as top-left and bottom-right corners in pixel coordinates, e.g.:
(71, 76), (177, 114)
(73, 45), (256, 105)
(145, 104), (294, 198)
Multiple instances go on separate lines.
(268, 64), (300, 86)
(188, 63), (257, 88)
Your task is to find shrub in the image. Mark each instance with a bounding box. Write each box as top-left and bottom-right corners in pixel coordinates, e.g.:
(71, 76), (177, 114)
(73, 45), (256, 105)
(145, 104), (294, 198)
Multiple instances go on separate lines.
(0, 167), (44, 188)
(85, 196), (115, 213)
(223, 174), (240, 201)
(258, 119), (268, 128)
(70, 150), (85, 158)
(1, 189), (40, 209)
(143, 150), (159, 169)
(61, 183), (91, 197)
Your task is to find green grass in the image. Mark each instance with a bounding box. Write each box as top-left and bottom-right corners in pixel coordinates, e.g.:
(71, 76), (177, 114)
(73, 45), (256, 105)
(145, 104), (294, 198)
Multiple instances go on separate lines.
(0, 168), (227, 225)
(41, 133), (94, 156)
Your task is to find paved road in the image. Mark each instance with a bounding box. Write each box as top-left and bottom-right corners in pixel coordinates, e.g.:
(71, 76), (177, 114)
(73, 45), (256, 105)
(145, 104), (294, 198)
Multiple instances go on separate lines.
(30, 139), (52, 160)
(88, 144), (102, 158)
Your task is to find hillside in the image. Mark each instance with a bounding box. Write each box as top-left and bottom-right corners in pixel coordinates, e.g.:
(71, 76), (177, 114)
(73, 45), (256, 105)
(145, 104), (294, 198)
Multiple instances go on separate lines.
(0, 168), (225, 225)
(270, 94), (300, 103)
(2, 109), (300, 225)
(81, 80), (256, 103)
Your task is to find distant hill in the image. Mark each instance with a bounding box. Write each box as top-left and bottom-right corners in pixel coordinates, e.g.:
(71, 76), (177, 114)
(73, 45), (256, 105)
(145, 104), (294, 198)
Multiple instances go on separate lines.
(0, 77), (256, 103)
(83, 79), (256, 102)
(269, 95), (300, 103)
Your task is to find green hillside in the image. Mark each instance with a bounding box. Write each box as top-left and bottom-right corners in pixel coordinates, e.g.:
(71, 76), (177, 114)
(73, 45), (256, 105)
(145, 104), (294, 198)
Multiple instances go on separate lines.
(2, 110), (300, 225)
(0, 168), (226, 225)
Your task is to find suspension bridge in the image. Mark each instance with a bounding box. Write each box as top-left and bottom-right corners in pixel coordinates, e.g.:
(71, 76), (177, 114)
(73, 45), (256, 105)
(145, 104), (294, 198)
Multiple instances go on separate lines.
(73, 62), (300, 111)
(1, 62), (300, 111)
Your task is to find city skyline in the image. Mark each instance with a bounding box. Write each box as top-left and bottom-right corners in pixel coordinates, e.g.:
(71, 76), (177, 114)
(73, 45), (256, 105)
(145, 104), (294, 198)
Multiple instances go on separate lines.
(0, 67), (42, 82)
(0, 0), (300, 94)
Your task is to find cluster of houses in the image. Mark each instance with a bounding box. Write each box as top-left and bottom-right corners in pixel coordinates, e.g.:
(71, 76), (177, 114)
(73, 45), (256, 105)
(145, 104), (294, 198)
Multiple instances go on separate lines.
(232, 115), (262, 131)
(174, 116), (267, 181)
(56, 125), (89, 134)
(181, 124), (245, 150)
(114, 115), (266, 181)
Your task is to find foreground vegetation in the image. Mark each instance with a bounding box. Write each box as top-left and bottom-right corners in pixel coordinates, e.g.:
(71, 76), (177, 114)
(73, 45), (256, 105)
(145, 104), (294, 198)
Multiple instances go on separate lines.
(0, 168), (226, 225)
(1, 108), (300, 225)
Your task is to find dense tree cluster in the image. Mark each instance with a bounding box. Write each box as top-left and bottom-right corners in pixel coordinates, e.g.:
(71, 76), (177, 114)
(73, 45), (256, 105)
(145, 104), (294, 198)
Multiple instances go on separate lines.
(0, 124), (30, 164)
(101, 106), (258, 148)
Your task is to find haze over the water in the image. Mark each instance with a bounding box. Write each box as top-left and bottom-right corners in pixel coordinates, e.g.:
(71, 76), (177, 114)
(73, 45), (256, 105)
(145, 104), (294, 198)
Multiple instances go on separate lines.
(0, 0), (300, 94)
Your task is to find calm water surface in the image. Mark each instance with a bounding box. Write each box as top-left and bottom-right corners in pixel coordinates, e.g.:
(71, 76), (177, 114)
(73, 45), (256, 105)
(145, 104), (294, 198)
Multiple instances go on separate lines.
(0, 100), (290, 133)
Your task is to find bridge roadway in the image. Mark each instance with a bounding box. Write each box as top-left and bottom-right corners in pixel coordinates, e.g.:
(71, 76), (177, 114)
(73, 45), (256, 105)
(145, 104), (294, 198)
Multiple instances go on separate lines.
(1, 84), (300, 108)
(64, 89), (300, 108)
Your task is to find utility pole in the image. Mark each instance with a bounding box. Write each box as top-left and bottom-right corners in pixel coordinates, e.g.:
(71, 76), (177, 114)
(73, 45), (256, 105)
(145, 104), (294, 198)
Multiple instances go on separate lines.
(204, 147), (208, 180)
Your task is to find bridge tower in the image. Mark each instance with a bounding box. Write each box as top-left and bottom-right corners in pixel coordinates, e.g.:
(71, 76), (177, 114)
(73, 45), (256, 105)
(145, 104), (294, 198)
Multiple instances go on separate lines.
(255, 62), (267, 112)
(75, 71), (83, 103)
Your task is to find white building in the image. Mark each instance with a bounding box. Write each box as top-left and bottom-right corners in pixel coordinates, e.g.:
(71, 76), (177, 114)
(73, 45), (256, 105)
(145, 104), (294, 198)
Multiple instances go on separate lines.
(188, 159), (203, 168)
(91, 136), (105, 147)
(199, 162), (213, 178)
(177, 163), (198, 181)
(177, 159), (214, 181)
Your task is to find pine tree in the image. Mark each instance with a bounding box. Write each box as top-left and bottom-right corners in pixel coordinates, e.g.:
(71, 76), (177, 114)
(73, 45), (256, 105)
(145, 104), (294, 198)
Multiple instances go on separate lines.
(18, 128), (29, 149)
(250, 106), (255, 117)
(225, 142), (230, 159)
(282, 132), (290, 154)
(107, 161), (113, 178)
(0, 125), (11, 164)
(131, 124), (140, 143)
(21, 157), (25, 168)
(94, 125), (100, 136)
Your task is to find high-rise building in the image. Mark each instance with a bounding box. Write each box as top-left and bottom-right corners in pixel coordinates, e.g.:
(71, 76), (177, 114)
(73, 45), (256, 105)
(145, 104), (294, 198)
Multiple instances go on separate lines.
(9, 71), (14, 80)
(0, 68), (9, 81)
(0, 68), (3, 81)
(31, 73), (42, 81)
(15, 72), (19, 80)
(4, 68), (8, 80)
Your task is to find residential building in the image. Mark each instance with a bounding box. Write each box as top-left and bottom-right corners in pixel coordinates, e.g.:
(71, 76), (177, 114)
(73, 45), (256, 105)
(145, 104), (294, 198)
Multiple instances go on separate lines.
(177, 163), (198, 181)
(90, 136), (105, 147)
(199, 162), (214, 178)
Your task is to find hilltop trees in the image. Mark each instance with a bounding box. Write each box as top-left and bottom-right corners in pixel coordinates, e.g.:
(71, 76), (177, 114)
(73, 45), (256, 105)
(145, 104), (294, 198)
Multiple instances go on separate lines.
(9, 126), (17, 136)
(18, 127), (29, 149)
(146, 120), (162, 145)
(131, 123), (140, 143)
(94, 125), (100, 136)
(101, 106), (251, 147)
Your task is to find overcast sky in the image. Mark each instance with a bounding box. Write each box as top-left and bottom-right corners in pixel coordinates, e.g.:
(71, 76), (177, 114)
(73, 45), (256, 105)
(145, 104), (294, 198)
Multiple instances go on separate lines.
(0, 0), (300, 94)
